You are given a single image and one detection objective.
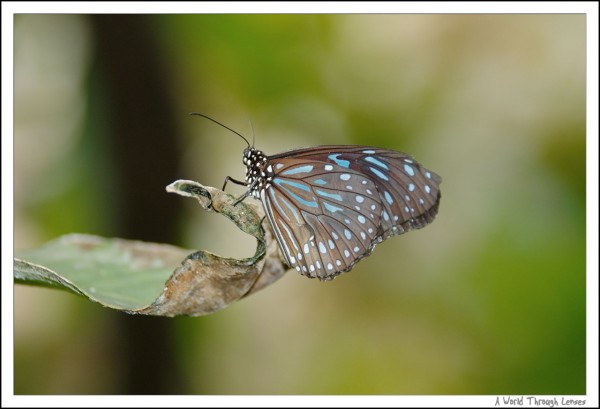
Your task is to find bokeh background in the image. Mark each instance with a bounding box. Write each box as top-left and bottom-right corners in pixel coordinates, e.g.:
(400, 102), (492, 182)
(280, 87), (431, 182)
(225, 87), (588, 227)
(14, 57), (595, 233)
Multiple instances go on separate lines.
(13, 14), (586, 394)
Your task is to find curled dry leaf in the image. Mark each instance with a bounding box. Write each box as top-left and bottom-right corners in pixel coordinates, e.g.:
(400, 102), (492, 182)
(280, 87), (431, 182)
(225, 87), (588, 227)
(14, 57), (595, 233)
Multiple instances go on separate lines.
(14, 180), (289, 317)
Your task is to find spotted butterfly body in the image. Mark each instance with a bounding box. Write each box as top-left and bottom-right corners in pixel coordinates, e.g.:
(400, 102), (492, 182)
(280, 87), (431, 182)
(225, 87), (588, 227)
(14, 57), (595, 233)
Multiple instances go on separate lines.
(238, 144), (442, 281)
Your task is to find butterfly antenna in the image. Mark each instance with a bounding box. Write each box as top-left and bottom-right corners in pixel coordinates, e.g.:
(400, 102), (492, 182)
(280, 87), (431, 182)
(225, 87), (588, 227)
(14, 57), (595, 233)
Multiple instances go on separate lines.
(247, 118), (256, 148)
(190, 112), (250, 148)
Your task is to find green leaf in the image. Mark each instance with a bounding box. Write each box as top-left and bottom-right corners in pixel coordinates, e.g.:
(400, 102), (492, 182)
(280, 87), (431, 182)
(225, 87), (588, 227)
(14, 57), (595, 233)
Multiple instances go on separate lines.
(14, 181), (288, 317)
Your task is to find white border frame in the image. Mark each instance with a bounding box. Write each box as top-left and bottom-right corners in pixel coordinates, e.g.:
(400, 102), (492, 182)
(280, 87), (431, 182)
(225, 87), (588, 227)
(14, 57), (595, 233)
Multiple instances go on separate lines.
(3, 2), (597, 407)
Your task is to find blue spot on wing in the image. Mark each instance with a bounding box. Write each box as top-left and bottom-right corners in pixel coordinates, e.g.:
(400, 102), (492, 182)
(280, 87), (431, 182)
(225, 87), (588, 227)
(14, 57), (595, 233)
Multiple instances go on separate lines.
(364, 156), (389, 170)
(268, 188), (290, 222)
(328, 153), (350, 168)
(315, 189), (342, 201)
(280, 194), (302, 224)
(384, 191), (394, 205)
(324, 202), (343, 213)
(281, 165), (314, 176)
(269, 188), (301, 224)
(369, 167), (389, 181)
(274, 179), (311, 192)
(313, 179), (327, 185)
(273, 178), (318, 208)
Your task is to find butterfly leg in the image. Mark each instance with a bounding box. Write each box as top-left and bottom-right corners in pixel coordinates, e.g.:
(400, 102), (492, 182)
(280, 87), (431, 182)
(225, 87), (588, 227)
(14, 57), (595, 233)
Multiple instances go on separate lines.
(221, 177), (256, 206)
(232, 190), (252, 206)
(222, 176), (248, 191)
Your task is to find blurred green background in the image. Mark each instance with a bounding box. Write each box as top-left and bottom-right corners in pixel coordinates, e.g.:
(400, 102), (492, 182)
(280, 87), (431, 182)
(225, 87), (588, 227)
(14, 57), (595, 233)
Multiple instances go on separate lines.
(13, 14), (585, 394)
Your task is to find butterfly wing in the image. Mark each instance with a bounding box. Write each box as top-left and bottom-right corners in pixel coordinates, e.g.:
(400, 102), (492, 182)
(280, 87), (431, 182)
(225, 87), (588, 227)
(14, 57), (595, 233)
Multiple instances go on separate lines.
(262, 146), (441, 280)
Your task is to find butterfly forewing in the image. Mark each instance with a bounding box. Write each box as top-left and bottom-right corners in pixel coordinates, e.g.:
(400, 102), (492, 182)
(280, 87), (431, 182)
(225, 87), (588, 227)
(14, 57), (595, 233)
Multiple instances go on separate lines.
(271, 146), (442, 235)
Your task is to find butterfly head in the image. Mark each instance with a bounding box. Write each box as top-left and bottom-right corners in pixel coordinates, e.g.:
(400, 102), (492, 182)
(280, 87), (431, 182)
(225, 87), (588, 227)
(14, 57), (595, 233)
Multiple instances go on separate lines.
(243, 147), (270, 199)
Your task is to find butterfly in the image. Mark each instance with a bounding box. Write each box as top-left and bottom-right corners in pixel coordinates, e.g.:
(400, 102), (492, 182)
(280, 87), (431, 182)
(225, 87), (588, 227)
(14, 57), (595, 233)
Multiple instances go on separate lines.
(193, 113), (442, 281)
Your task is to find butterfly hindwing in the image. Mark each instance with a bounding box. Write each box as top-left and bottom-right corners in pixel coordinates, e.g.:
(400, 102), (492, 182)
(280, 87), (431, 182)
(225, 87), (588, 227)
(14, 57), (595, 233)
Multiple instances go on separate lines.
(262, 158), (385, 280)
